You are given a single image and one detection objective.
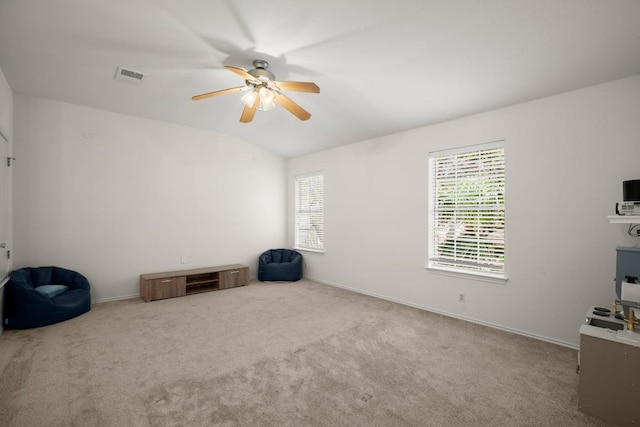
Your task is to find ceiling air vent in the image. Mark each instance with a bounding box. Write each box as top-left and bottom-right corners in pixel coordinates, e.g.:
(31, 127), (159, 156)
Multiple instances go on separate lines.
(115, 66), (144, 85)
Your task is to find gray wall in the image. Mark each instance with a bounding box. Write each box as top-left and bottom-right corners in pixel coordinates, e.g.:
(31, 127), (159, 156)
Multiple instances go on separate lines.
(288, 75), (640, 348)
(13, 95), (287, 302)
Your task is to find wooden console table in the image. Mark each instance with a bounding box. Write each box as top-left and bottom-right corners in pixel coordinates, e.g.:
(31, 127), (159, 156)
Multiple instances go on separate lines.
(140, 264), (249, 302)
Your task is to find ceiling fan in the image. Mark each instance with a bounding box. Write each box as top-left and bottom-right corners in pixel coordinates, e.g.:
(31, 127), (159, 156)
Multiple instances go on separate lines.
(192, 60), (320, 123)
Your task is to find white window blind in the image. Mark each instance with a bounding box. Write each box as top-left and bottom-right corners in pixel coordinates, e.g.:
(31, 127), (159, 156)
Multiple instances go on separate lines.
(428, 143), (505, 278)
(295, 172), (324, 252)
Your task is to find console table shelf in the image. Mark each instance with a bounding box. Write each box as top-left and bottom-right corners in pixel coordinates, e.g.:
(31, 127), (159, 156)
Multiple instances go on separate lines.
(140, 264), (249, 302)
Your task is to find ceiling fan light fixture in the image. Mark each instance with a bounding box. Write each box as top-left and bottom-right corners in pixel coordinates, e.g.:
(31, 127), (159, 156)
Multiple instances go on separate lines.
(240, 89), (258, 108)
(258, 86), (276, 111)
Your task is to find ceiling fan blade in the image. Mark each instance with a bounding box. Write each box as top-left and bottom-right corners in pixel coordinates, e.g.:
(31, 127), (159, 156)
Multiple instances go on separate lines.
(274, 93), (311, 121)
(225, 65), (257, 81)
(275, 81), (320, 93)
(192, 86), (244, 101)
(239, 95), (260, 123)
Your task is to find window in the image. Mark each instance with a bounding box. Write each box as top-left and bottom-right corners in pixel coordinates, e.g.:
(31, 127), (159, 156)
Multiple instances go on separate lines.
(428, 142), (505, 279)
(295, 172), (324, 252)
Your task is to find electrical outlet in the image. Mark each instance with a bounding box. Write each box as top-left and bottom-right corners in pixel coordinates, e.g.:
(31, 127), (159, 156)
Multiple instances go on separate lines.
(180, 256), (187, 264)
(458, 293), (465, 303)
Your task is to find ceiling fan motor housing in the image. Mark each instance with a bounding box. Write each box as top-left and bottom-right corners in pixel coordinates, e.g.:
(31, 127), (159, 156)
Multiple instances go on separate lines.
(247, 60), (275, 82)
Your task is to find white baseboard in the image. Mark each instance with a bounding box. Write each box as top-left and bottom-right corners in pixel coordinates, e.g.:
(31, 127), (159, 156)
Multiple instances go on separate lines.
(306, 276), (579, 351)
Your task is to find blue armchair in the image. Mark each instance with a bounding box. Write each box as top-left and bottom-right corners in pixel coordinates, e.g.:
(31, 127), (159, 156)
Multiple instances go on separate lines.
(4, 266), (92, 329)
(258, 249), (303, 282)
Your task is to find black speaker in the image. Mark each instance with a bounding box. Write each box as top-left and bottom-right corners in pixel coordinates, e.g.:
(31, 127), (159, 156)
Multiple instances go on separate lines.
(623, 180), (640, 201)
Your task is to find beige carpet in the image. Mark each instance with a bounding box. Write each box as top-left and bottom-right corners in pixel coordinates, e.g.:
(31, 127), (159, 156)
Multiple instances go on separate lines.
(0, 280), (613, 426)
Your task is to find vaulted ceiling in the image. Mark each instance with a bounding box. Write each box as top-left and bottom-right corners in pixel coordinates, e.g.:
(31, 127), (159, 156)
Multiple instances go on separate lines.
(1, 0), (639, 158)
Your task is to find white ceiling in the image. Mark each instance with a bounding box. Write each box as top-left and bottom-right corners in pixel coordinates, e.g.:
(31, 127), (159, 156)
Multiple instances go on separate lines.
(1, 0), (640, 158)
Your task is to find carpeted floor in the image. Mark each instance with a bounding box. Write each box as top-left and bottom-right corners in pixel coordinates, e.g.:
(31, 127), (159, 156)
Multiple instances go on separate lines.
(0, 280), (613, 426)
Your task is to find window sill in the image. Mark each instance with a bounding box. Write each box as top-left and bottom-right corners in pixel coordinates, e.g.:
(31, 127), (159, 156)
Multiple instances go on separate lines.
(425, 266), (508, 285)
(295, 247), (324, 254)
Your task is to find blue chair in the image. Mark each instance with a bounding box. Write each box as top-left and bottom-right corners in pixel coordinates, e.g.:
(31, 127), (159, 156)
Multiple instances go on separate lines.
(4, 266), (92, 329)
(258, 249), (303, 282)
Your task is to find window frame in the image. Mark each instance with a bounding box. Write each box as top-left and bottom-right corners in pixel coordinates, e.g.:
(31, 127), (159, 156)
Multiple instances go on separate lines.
(294, 171), (325, 253)
(427, 141), (506, 282)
